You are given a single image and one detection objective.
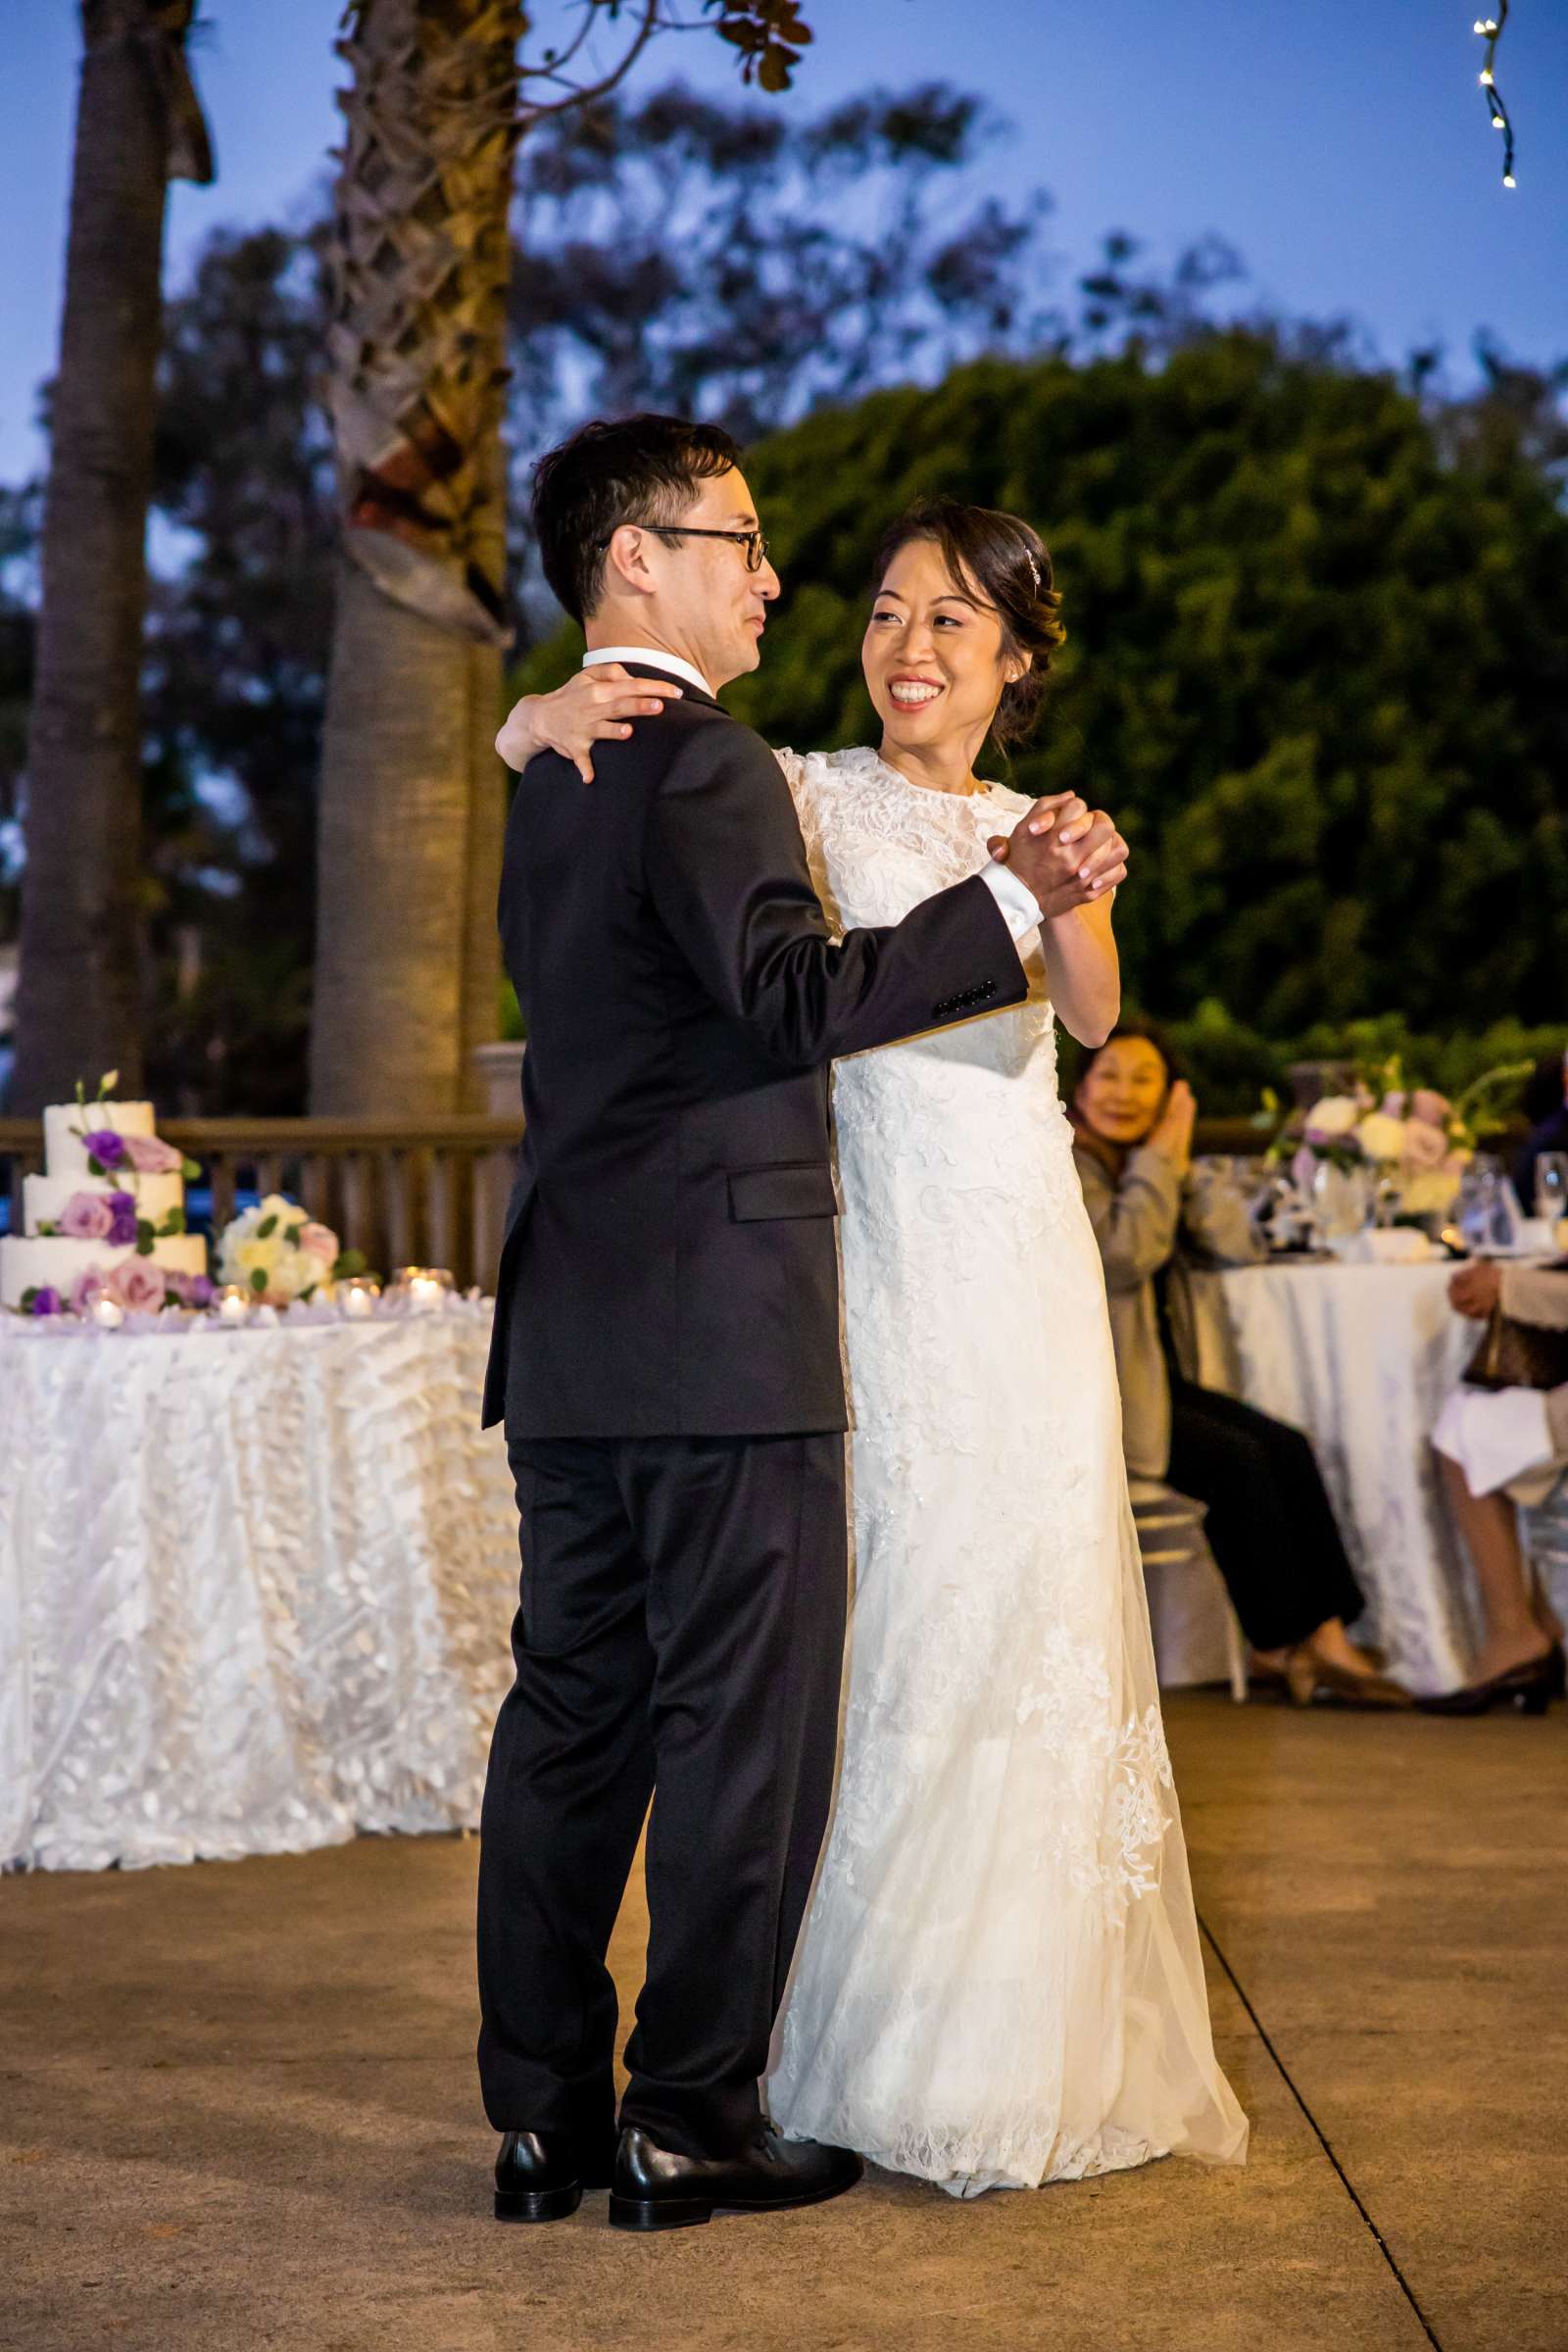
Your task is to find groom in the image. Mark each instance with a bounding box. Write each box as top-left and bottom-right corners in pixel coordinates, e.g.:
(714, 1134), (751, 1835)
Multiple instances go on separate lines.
(478, 412), (1120, 2231)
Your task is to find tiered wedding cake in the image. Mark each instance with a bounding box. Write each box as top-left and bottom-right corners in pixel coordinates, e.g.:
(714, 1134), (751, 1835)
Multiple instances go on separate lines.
(1, 1099), (208, 1311)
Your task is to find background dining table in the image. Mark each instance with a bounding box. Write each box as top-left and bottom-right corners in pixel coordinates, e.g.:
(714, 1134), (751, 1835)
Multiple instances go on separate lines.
(1186, 1255), (1494, 1695)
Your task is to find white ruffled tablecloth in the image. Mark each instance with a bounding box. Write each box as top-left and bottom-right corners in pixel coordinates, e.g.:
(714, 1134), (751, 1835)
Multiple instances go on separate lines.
(0, 1303), (518, 1872)
(1187, 1261), (1484, 1695)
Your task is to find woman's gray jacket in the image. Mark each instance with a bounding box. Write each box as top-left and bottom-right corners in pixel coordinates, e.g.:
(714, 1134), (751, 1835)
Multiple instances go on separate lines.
(1073, 1141), (1264, 1479)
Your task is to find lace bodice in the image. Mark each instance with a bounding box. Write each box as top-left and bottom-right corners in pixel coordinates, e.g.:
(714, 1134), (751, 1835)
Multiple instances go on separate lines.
(781, 744), (1077, 1175)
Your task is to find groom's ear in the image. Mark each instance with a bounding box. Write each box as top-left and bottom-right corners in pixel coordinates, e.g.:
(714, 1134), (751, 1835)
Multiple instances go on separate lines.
(604, 522), (657, 598)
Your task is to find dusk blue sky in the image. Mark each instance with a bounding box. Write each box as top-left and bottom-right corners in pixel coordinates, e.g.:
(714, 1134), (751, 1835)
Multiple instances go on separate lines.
(2, 0), (1565, 485)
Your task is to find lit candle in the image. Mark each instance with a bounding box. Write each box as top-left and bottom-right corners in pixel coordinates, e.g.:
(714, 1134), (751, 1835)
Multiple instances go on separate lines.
(409, 1273), (442, 1314)
(341, 1279), (379, 1320)
(216, 1285), (250, 1325)
(91, 1296), (125, 1330)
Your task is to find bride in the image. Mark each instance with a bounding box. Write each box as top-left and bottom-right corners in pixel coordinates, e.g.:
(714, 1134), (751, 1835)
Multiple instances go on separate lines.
(498, 496), (1248, 2196)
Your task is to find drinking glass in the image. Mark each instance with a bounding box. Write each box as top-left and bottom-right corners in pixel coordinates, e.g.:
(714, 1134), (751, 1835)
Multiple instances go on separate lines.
(1534, 1152), (1568, 1231)
(1457, 1155), (1522, 1253)
(1311, 1157), (1371, 1242)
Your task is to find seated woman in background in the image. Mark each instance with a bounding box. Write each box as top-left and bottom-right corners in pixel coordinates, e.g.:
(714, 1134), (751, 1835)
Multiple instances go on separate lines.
(1428, 1258), (1568, 1715)
(1070, 1024), (1407, 1708)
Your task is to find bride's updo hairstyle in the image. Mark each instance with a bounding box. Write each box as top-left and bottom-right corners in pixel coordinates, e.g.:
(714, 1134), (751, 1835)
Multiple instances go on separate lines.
(870, 498), (1067, 747)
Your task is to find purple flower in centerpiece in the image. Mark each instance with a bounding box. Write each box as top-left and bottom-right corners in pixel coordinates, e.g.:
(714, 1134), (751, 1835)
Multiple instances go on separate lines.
(27, 1287), (65, 1317)
(106, 1192), (139, 1247)
(184, 1273), (215, 1308)
(60, 1192), (114, 1240)
(81, 1129), (129, 1171)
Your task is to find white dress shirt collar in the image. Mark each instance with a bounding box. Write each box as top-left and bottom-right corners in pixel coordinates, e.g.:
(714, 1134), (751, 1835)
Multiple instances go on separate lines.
(583, 646), (712, 698)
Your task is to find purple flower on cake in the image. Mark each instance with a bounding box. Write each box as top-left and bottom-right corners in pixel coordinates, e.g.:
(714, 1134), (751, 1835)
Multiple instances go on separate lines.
(165, 1271), (215, 1309)
(121, 1133), (183, 1174)
(80, 1129), (129, 1171)
(70, 1269), (108, 1316)
(27, 1287), (64, 1317)
(107, 1258), (167, 1314)
(60, 1192), (114, 1240)
(106, 1192), (139, 1248)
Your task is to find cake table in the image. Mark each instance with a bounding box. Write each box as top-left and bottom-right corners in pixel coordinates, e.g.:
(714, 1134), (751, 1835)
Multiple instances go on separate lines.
(0, 1301), (518, 1872)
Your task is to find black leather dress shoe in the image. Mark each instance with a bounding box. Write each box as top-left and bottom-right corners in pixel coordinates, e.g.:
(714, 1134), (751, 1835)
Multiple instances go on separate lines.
(609, 2123), (863, 2232)
(494, 2129), (616, 2224)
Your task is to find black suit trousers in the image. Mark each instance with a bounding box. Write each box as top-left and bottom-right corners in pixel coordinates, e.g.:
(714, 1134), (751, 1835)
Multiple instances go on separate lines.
(476, 1430), (848, 2158)
(1165, 1377), (1364, 1651)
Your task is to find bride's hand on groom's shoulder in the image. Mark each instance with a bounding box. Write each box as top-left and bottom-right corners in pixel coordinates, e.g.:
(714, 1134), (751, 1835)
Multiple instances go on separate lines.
(495, 665), (684, 781)
(990, 792), (1129, 918)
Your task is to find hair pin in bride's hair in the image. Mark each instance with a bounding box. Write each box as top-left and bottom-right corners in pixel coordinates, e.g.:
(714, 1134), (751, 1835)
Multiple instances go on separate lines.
(1025, 552), (1041, 596)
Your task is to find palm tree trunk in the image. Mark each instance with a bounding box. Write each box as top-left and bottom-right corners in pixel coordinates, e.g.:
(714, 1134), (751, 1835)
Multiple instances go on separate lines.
(310, 0), (521, 1116)
(11, 0), (211, 1114)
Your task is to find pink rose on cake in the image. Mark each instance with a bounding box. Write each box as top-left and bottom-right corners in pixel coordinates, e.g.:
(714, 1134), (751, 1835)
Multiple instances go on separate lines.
(107, 1258), (167, 1313)
(120, 1133), (184, 1175)
(60, 1192), (114, 1240)
(69, 1268), (108, 1315)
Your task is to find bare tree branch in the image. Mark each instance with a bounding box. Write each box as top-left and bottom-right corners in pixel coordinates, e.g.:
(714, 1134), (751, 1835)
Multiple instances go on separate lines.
(519, 0), (661, 120)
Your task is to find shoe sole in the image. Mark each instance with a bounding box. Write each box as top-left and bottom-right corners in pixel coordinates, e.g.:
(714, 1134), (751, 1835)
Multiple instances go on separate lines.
(609, 2173), (860, 2234)
(494, 2183), (583, 2224)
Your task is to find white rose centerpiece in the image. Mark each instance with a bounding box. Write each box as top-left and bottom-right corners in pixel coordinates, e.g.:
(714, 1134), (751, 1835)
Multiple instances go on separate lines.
(1264, 1054), (1532, 1226)
(217, 1194), (363, 1308)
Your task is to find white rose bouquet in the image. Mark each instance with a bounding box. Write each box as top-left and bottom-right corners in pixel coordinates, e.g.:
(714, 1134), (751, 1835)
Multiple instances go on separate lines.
(1261, 1054), (1533, 1221)
(218, 1194), (358, 1307)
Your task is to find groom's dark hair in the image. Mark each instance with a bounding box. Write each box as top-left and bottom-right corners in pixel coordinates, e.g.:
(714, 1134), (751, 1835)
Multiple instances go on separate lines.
(533, 413), (743, 625)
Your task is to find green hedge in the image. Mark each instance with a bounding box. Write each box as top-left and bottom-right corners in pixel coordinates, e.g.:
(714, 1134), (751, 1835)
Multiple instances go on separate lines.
(1099, 1003), (1565, 1118)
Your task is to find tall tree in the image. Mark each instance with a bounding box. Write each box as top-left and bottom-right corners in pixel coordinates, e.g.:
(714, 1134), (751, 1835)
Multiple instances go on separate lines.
(693, 330), (1568, 1036)
(309, 0), (523, 1119)
(11, 0), (212, 1112)
(310, 0), (816, 1115)
(1, 82), (1029, 1112)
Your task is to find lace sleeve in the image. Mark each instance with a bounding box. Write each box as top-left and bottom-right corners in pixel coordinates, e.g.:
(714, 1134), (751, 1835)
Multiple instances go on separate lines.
(773, 748), (843, 932)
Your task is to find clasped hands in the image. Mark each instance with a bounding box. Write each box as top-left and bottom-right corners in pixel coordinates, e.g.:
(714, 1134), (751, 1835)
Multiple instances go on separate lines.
(990, 794), (1128, 921)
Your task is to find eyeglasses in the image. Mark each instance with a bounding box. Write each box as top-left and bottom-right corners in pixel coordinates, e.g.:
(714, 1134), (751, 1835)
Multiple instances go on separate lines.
(599, 523), (771, 573)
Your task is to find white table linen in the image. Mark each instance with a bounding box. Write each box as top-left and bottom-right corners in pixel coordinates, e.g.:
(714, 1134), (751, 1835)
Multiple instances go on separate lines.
(1, 1306), (518, 1872)
(1187, 1262), (1480, 1695)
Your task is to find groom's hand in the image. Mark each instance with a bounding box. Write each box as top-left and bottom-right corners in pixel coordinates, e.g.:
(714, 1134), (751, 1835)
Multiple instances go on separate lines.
(991, 794), (1129, 917)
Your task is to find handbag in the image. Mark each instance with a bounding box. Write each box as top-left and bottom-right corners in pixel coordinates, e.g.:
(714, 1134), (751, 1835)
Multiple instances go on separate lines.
(1462, 1304), (1568, 1392)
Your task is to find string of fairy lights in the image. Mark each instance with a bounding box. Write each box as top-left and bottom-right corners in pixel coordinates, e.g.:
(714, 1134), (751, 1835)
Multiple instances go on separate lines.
(1473, 6), (1516, 187)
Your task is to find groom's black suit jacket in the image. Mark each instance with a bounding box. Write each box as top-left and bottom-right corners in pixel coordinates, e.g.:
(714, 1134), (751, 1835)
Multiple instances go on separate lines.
(481, 665), (1028, 1436)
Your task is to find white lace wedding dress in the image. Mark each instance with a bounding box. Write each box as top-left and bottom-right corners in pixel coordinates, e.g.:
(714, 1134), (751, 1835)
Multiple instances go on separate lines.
(765, 746), (1248, 2196)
